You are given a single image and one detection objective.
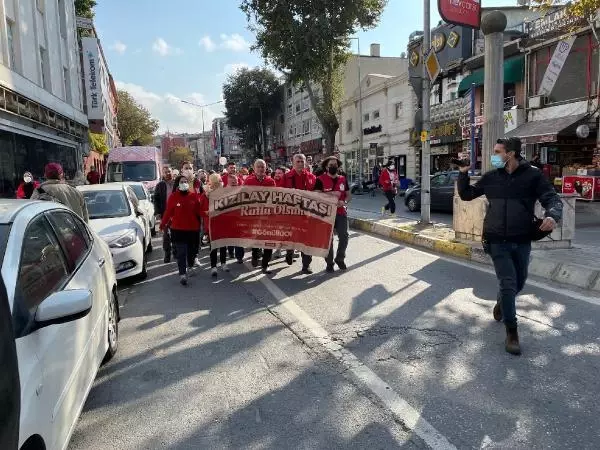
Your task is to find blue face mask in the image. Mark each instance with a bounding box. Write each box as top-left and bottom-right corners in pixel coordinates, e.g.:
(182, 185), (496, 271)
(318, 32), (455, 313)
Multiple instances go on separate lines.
(491, 155), (507, 169)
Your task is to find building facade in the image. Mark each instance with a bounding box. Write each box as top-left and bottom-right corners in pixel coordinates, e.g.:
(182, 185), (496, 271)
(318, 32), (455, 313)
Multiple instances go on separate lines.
(0, 0), (87, 196)
(212, 118), (245, 166)
(338, 73), (417, 182)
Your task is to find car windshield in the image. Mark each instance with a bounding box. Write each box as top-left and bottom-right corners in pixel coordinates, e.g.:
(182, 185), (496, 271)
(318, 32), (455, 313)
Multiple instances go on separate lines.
(129, 185), (147, 200)
(108, 162), (156, 182)
(83, 191), (131, 219)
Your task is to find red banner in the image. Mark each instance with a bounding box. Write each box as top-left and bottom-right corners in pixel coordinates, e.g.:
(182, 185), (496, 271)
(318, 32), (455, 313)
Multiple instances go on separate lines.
(208, 186), (338, 257)
(562, 176), (596, 200)
(438, 0), (481, 29)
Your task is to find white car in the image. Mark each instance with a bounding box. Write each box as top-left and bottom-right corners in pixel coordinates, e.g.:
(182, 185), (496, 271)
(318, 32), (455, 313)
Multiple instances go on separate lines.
(0, 199), (119, 450)
(78, 184), (152, 280)
(118, 182), (156, 237)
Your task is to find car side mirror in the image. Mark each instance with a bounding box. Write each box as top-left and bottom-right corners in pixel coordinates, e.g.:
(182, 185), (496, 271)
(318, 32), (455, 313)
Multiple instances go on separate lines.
(34, 289), (92, 329)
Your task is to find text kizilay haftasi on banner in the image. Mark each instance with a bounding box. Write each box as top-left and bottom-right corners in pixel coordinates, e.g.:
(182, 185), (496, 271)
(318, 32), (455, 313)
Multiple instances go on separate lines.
(208, 186), (339, 258)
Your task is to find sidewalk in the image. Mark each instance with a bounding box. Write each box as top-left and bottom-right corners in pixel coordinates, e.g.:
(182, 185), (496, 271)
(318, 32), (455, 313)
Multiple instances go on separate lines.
(348, 206), (600, 293)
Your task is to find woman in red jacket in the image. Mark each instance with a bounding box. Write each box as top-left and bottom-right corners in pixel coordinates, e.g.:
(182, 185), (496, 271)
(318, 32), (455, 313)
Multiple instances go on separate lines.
(199, 173), (229, 277)
(379, 160), (399, 215)
(16, 172), (40, 199)
(160, 175), (203, 286)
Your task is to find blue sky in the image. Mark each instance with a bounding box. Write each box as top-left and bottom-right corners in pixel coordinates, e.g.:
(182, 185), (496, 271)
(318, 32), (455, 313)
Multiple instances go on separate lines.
(95, 0), (513, 134)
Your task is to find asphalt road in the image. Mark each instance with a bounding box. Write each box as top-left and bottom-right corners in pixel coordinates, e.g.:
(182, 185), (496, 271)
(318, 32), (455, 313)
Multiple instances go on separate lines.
(69, 231), (600, 450)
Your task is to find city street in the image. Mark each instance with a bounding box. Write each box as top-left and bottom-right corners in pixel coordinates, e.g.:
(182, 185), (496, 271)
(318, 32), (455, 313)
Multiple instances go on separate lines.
(69, 230), (600, 449)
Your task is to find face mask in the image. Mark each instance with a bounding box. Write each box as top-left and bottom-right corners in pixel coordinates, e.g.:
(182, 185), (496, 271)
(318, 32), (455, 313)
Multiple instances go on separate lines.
(327, 166), (338, 175)
(491, 155), (507, 169)
(182, 169), (193, 178)
(389, 165), (395, 170)
(24, 176), (32, 183)
(179, 182), (190, 192)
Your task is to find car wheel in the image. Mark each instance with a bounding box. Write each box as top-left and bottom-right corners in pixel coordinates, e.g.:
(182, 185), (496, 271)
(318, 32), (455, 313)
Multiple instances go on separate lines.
(138, 243), (148, 280)
(407, 196), (420, 212)
(151, 225), (157, 237)
(147, 241), (153, 253)
(103, 291), (119, 364)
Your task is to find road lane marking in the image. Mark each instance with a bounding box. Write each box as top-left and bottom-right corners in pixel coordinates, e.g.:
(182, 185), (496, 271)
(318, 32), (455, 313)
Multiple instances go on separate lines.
(362, 233), (600, 307)
(251, 265), (456, 450)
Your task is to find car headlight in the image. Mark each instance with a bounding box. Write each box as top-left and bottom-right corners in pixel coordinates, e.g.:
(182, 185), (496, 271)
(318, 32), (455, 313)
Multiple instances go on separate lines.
(109, 229), (137, 248)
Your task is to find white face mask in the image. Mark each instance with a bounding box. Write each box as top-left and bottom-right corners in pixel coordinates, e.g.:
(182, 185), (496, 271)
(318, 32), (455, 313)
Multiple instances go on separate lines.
(179, 182), (190, 192)
(389, 165), (395, 171)
(24, 176), (32, 183)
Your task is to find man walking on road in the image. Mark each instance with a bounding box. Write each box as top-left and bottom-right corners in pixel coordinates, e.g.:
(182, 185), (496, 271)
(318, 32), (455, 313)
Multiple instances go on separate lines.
(457, 137), (562, 355)
(245, 159), (276, 274)
(284, 153), (316, 274)
(314, 156), (350, 273)
(154, 166), (176, 263)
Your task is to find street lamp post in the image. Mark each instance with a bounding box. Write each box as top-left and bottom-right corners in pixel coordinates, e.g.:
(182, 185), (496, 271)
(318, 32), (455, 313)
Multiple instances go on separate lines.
(180, 99), (224, 167)
(420, 0), (431, 223)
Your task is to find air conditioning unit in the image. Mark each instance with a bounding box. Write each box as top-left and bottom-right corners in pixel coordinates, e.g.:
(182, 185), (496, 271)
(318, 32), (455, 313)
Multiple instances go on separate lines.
(529, 95), (547, 109)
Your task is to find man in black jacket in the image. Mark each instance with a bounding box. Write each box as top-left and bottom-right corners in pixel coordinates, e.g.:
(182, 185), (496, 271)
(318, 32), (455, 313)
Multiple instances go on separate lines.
(153, 166), (176, 263)
(458, 137), (562, 355)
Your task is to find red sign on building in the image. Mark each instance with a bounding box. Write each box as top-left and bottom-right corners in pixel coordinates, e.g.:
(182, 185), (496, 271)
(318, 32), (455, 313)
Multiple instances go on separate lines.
(438, 0), (482, 29)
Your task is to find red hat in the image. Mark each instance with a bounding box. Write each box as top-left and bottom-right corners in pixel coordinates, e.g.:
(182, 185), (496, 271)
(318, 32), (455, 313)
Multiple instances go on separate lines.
(44, 163), (63, 179)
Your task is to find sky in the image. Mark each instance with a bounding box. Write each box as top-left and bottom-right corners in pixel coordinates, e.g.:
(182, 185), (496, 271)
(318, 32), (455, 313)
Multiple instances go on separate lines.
(94, 0), (515, 134)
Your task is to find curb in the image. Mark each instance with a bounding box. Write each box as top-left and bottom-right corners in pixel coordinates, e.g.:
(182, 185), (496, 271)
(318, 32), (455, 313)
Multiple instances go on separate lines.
(349, 216), (600, 293)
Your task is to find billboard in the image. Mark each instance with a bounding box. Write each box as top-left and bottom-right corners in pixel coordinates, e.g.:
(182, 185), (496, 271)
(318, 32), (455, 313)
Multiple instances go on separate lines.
(81, 38), (104, 121)
(438, 0), (482, 29)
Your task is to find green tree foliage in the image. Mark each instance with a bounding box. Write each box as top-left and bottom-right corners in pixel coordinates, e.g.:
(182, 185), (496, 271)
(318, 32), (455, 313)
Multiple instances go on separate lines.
(168, 147), (193, 169)
(531, 0), (600, 21)
(75, 0), (97, 19)
(117, 90), (159, 146)
(89, 132), (108, 154)
(223, 67), (282, 159)
(240, 0), (387, 153)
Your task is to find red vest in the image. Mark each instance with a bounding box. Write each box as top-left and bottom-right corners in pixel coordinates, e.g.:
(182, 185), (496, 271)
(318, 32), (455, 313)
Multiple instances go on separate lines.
(318, 174), (347, 216)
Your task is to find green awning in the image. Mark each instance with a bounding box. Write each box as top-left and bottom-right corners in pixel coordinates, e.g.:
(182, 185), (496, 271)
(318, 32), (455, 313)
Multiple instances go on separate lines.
(458, 55), (524, 95)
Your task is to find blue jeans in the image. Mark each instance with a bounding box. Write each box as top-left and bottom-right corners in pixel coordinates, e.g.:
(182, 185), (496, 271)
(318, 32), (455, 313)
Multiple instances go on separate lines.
(489, 242), (531, 328)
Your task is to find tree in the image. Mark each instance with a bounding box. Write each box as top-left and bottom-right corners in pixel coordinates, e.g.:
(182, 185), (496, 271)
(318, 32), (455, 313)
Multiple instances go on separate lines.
(75, 0), (97, 19)
(168, 147), (193, 169)
(241, 0), (387, 153)
(531, 0), (600, 21)
(223, 67), (282, 159)
(117, 90), (159, 146)
(89, 132), (108, 154)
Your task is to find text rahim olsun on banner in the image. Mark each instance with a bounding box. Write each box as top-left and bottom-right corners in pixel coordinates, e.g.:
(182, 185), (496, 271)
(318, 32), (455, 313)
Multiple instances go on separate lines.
(208, 186), (339, 258)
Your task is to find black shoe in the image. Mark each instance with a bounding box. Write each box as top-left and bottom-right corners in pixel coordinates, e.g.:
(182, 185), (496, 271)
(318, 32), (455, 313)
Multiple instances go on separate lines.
(236, 259), (244, 264)
(180, 275), (188, 286)
(262, 267), (272, 275)
(251, 257), (259, 268)
(493, 302), (502, 322)
(335, 259), (347, 270)
(326, 264), (335, 273)
(286, 253), (294, 265)
(301, 267), (313, 275)
(505, 326), (521, 355)
(164, 254), (171, 264)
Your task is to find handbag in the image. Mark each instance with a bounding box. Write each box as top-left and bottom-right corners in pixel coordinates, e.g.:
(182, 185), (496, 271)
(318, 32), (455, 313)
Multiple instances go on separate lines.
(530, 216), (553, 241)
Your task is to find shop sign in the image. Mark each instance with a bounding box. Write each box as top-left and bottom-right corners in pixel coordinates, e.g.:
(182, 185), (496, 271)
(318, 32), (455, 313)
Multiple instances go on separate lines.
(432, 32), (446, 53)
(363, 125), (382, 135)
(409, 50), (420, 67)
(430, 119), (461, 144)
(431, 146), (450, 155)
(448, 31), (460, 48)
(527, 7), (585, 40)
(437, 0), (482, 29)
(538, 36), (576, 96)
(521, 134), (557, 145)
(299, 137), (323, 155)
(81, 38), (103, 121)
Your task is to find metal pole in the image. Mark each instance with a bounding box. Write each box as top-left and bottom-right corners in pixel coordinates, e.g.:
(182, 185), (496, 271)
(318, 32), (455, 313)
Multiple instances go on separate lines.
(357, 38), (364, 193)
(201, 107), (206, 168)
(469, 83), (476, 174)
(420, 0), (431, 223)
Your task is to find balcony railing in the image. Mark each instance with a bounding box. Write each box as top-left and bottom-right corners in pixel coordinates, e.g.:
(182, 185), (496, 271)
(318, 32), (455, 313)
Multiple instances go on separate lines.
(480, 96), (516, 115)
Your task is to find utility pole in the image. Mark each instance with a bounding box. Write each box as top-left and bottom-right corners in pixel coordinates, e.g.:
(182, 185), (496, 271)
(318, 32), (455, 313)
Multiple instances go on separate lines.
(356, 38), (364, 191)
(421, 0), (431, 223)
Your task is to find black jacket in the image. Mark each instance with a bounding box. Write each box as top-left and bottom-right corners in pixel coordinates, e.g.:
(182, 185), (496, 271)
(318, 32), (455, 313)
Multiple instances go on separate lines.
(457, 161), (563, 243)
(153, 180), (173, 216)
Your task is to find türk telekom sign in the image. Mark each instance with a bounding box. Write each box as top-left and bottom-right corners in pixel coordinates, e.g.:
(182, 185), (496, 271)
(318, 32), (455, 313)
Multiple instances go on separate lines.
(438, 0), (482, 29)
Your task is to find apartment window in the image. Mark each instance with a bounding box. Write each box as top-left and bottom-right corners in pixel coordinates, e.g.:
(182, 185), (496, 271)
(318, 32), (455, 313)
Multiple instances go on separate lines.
(63, 67), (72, 104)
(346, 119), (353, 133)
(373, 110), (380, 120)
(58, 0), (67, 38)
(295, 103), (301, 114)
(302, 119), (310, 135)
(287, 103), (293, 116)
(39, 47), (50, 89)
(287, 87), (292, 97)
(6, 19), (18, 71)
(363, 113), (369, 122)
(395, 102), (403, 119)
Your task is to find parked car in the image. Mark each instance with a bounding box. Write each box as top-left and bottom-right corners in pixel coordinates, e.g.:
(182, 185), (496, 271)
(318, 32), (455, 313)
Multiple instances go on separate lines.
(404, 171), (459, 213)
(0, 200), (119, 450)
(118, 182), (156, 236)
(78, 184), (151, 280)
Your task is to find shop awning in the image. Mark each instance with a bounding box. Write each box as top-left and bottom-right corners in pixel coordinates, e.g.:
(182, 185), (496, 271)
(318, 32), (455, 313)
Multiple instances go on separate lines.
(458, 56), (525, 95)
(504, 114), (587, 144)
